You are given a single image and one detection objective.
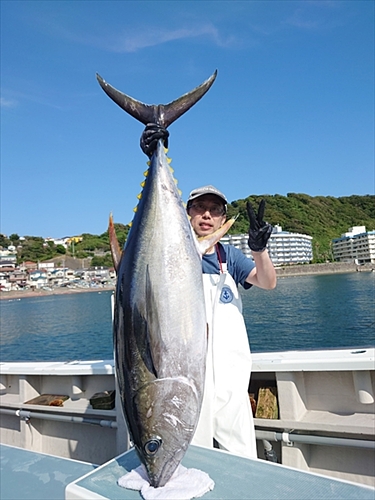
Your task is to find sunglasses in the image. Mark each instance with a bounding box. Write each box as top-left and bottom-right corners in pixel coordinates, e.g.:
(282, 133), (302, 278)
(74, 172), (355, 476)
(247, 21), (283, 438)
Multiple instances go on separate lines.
(189, 202), (225, 217)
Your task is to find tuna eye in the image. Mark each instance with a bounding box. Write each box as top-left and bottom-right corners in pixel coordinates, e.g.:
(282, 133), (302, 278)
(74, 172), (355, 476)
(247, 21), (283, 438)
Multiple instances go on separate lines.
(144, 438), (161, 456)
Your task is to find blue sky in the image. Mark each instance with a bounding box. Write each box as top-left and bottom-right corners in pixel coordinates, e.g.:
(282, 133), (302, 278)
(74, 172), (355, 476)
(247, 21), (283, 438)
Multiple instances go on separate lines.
(1, 1), (374, 238)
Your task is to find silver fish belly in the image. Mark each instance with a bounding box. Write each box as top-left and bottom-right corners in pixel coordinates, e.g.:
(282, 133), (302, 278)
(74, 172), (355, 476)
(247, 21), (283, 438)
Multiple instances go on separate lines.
(114, 142), (207, 487)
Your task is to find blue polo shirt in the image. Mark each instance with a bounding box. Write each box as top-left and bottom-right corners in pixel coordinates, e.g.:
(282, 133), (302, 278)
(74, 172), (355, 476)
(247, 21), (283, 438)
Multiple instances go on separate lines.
(202, 244), (254, 289)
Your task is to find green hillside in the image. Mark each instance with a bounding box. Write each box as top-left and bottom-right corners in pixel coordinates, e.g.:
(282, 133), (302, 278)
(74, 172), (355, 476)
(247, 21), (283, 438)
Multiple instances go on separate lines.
(227, 194), (375, 262)
(2, 195), (374, 265)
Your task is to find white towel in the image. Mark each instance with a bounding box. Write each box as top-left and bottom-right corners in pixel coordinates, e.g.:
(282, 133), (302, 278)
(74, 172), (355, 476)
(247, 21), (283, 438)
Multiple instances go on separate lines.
(118, 464), (215, 500)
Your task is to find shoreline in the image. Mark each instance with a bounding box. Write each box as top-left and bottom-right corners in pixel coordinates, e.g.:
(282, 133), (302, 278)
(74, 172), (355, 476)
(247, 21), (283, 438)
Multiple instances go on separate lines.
(0, 286), (115, 301)
(275, 261), (374, 277)
(1, 263), (373, 301)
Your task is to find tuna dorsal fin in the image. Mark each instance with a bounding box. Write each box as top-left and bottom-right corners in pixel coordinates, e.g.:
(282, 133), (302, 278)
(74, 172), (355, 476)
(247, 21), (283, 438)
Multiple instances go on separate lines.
(96, 71), (217, 128)
(108, 214), (122, 273)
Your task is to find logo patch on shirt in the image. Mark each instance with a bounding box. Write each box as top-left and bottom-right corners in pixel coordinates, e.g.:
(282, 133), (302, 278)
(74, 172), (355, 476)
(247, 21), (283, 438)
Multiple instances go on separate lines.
(220, 286), (234, 304)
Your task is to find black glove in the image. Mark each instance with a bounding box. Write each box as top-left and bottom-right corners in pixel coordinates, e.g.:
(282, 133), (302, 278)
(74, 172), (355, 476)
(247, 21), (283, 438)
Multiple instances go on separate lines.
(140, 123), (169, 158)
(246, 199), (273, 252)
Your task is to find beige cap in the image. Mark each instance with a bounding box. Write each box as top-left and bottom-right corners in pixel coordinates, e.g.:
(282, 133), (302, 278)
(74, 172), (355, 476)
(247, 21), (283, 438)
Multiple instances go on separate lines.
(187, 185), (228, 207)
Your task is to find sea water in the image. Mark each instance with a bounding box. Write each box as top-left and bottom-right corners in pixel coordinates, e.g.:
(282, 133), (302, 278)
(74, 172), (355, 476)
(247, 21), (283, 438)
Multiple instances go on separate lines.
(242, 272), (374, 352)
(0, 273), (374, 362)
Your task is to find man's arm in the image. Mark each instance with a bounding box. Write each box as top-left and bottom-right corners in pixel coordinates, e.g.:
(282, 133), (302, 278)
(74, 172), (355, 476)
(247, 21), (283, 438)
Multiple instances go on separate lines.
(246, 251), (276, 289)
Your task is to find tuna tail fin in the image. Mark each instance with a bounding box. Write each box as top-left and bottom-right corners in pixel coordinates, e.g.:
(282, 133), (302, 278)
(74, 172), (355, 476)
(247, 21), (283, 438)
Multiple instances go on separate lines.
(108, 214), (122, 273)
(96, 71), (217, 128)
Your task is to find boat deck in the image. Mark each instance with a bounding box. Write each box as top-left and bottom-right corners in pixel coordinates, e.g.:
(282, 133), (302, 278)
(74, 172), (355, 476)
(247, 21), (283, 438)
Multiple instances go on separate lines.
(1, 442), (374, 499)
(66, 445), (375, 500)
(0, 444), (96, 500)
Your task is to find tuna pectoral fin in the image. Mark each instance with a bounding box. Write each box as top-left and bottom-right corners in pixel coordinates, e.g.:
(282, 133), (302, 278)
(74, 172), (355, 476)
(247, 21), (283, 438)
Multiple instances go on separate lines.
(144, 266), (164, 376)
(108, 214), (122, 272)
(197, 216), (237, 255)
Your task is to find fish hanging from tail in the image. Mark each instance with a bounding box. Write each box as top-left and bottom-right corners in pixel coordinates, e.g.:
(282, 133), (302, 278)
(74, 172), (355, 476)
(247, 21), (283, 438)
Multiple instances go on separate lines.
(97, 71), (235, 487)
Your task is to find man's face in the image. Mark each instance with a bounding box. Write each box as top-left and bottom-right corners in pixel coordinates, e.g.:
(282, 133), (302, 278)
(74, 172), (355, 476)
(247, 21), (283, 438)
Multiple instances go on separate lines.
(187, 194), (226, 237)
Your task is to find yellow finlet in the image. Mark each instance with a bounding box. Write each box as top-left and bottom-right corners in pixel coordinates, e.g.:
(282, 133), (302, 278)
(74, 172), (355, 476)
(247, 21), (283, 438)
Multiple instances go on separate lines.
(133, 207), (138, 213)
(137, 193), (142, 200)
(140, 180), (146, 188)
(143, 170), (149, 177)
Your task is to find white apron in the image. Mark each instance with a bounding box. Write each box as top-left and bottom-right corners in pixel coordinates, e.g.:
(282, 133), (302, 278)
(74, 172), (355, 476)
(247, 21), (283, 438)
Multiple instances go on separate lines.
(192, 256), (257, 459)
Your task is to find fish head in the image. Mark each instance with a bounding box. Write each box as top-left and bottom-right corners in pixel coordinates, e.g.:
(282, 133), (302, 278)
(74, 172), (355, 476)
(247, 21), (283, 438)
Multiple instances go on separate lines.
(133, 376), (201, 487)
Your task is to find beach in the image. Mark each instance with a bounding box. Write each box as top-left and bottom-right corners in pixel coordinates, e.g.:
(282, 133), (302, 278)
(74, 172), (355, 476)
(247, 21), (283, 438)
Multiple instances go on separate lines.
(0, 285), (115, 301)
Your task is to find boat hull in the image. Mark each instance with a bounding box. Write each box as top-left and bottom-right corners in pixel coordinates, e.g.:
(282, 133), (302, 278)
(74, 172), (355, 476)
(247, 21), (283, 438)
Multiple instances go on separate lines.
(0, 348), (374, 487)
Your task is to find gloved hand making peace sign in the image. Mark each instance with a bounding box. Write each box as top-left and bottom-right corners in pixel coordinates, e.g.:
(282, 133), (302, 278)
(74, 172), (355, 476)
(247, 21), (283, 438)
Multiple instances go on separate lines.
(246, 200), (273, 252)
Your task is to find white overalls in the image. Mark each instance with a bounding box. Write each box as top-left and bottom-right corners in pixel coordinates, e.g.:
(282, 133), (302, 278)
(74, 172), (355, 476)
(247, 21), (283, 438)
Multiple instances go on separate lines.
(192, 247), (257, 458)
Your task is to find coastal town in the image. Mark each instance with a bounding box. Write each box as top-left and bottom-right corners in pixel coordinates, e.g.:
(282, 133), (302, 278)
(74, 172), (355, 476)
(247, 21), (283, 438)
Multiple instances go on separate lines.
(1, 224), (374, 298)
(0, 254), (116, 296)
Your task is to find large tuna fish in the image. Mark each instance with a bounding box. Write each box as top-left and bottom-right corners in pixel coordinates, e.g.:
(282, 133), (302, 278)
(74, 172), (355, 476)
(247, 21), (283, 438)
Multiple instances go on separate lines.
(97, 72), (234, 487)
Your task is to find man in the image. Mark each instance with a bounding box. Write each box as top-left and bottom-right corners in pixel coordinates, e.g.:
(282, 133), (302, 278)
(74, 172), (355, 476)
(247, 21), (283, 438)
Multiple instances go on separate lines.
(140, 124), (276, 458)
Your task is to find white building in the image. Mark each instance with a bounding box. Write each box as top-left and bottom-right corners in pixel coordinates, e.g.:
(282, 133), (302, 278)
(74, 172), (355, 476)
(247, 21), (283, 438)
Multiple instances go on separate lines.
(38, 262), (55, 271)
(44, 237), (69, 248)
(220, 225), (313, 265)
(219, 233), (252, 259)
(0, 249), (17, 264)
(49, 268), (76, 286)
(332, 226), (375, 264)
(267, 225), (313, 265)
(28, 270), (49, 289)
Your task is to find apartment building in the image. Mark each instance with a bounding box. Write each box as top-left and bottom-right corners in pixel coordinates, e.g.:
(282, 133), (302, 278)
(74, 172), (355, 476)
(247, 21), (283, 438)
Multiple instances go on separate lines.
(266, 225), (313, 265)
(332, 226), (375, 264)
(220, 225), (313, 265)
(219, 233), (252, 259)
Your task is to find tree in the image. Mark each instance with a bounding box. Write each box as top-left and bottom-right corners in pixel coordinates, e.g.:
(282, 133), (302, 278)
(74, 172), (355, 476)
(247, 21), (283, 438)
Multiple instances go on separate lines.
(91, 255), (113, 267)
(9, 233), (20, 242)
(0, 234), (11, 248)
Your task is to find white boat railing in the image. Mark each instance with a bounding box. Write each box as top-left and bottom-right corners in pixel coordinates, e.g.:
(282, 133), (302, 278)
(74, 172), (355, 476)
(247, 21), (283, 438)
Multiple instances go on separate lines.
(0, 347), (374, 487)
